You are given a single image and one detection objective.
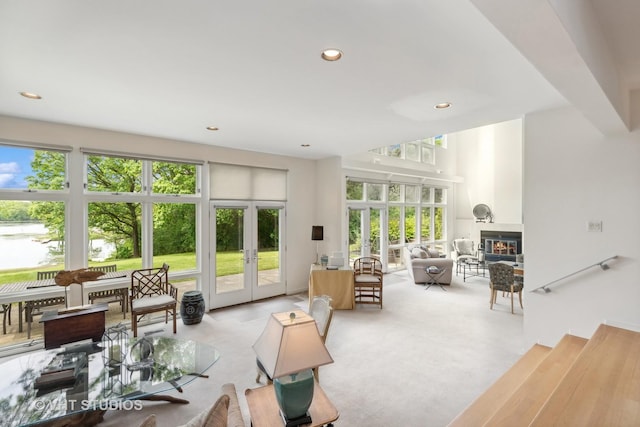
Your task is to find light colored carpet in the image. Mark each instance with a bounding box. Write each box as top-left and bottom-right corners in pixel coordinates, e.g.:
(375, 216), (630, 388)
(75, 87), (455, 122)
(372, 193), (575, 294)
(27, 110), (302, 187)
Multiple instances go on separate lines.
(99, 270), (524, 427)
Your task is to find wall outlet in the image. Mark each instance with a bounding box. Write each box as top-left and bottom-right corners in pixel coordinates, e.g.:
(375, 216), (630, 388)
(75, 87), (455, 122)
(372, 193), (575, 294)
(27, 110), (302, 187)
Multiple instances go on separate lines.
(587, 221), (603, 232)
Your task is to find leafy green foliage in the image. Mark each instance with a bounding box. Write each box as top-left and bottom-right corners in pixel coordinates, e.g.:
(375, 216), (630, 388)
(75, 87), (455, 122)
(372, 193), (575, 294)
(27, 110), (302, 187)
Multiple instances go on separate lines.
(0, 201), (32, 221)
(25, 151), (66, 190)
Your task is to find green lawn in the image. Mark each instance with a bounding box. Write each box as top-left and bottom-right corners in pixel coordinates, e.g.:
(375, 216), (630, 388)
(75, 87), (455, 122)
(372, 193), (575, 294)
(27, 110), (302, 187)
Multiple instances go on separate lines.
(0, 250), (279, 285)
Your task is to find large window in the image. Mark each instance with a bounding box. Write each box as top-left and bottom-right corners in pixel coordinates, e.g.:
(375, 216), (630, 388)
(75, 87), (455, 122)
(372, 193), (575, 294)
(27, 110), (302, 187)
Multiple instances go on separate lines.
(347, 178), (448, 271)
(0, 143), (202, 346)
(370, 135), (447, 165)
(0, 144), (69, 280)
(85, 153), (199, 271)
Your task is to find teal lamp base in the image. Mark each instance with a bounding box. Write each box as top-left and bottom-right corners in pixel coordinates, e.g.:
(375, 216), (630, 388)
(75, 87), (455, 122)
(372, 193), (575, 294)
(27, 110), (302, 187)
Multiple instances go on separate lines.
(274, 369), (314, 426)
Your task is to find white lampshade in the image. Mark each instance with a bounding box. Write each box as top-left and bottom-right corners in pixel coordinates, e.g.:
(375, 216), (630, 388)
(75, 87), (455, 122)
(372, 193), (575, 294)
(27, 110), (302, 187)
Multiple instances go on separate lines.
(253, 310), (333, 378)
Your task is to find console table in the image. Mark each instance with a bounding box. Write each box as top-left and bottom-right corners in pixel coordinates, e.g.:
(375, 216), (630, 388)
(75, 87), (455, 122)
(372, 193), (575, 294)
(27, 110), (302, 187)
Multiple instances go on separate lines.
(308, 265), (354, 309)
(245, 381), (339, 427)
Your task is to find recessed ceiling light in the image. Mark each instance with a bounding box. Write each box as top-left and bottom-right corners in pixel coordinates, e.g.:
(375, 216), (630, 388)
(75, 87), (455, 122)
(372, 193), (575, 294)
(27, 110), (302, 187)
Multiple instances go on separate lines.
(301, 144), (311, 147)
(206, 126), (219, 131)
(20, 91), (42, 100)
(434, 102), (452, 109)
(321, 49), (343, 61)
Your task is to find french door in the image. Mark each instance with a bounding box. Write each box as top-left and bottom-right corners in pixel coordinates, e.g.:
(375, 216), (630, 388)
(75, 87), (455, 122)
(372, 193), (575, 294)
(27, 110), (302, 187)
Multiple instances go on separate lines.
(348, 206), (386, 268)
(210, 201), (285, 308)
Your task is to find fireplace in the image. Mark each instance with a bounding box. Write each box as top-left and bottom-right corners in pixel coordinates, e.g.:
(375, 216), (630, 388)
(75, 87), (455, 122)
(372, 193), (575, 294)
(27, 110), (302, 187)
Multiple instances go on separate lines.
(480, 230), (522, 262)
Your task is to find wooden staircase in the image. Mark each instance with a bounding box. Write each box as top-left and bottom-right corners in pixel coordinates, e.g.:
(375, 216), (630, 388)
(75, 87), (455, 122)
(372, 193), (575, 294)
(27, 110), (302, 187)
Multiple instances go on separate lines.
(448, 324), (640, 427)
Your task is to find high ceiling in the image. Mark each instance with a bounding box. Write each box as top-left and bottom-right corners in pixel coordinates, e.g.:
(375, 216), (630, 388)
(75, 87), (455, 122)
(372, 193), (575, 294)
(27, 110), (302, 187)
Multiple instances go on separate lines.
(0, 1), (637, 159)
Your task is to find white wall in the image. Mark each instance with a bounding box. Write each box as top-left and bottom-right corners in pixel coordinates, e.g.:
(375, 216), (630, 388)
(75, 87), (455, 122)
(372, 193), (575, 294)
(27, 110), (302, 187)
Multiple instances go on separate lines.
(0, 115), (317, 297)
(315, 157), (344, 262)
(453, 118), (524, 242)
(523, 106), (640, 346)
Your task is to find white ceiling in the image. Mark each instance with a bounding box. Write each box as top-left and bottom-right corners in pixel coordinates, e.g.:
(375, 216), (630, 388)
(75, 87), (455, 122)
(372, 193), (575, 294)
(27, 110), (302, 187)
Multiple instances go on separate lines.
(0, 1), (637, 159)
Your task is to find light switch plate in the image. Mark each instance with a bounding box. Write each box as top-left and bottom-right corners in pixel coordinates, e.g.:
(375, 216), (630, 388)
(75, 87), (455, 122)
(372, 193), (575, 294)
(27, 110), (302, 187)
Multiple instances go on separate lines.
(587, 221), (602, 232)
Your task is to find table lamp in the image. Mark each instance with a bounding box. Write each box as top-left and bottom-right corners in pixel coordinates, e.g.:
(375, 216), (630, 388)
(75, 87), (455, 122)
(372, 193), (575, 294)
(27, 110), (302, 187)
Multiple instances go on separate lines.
(253, 310), (334, 426)
(311, 225), (324, 264)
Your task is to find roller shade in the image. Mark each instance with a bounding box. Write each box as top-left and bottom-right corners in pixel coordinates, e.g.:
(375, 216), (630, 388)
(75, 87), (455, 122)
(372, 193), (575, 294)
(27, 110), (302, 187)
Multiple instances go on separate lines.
(210, 163), (287, 201)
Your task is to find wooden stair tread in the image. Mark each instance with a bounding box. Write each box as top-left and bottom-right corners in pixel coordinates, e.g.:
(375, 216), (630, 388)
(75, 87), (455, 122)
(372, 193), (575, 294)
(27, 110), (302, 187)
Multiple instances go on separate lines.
(447, 343), (551, 427)
(530, 324), (640, 426)
(483, 334), (588, 427)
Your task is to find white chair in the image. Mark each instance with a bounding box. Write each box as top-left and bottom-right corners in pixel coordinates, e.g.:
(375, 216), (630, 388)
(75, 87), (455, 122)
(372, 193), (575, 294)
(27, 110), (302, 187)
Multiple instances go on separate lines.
(452, 239), (478, 274)
(255, 295), (334, 384)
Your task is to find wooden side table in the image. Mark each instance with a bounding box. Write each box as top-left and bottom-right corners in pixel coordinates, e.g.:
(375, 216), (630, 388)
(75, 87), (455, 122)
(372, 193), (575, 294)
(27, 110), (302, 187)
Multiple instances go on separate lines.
(245, 381), (339, 427)
(40, 303), (108, 349)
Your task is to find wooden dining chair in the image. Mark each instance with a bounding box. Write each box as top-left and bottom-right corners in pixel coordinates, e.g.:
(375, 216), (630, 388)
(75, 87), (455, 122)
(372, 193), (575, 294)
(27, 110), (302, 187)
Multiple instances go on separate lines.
(353, 257), (383, 308)
(1, 303), (11, 335)
(87, 265), (128, 318)
(26, 270), (67, 338)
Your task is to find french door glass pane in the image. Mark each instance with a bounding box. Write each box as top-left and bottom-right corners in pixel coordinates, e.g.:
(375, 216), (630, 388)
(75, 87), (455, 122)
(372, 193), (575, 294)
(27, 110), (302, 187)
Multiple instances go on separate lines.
(215, 208), (245, 294)
(421, 207), (432, 242)
(405, 206), (417, 244)
(369, 208), (382, 257)
(348, 209), (363, 262)
(257, 208), (280, 287)
(434, 207), (444, 240)
(388, 206), (401, 246)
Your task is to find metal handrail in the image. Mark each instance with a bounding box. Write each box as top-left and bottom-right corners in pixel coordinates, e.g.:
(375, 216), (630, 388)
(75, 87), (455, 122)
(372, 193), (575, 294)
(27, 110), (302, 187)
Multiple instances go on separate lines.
(529, 255), (618, 293)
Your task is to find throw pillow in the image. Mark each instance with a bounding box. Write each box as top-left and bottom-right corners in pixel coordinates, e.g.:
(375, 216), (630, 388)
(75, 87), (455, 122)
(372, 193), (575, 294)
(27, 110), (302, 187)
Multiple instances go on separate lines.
(178, 394), (230, 427)
(427, 248), (440, 258)
(411, 247), (428, 259)
(139, 415), (156, 427)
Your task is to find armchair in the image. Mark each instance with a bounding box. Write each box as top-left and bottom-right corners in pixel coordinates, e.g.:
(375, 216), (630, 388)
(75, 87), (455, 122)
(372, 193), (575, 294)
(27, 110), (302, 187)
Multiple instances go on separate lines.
(452, 238), (483, 274)
(130, 263), (178, 337)
(452, 239), (478, 263)
(403, 246), (453, 285)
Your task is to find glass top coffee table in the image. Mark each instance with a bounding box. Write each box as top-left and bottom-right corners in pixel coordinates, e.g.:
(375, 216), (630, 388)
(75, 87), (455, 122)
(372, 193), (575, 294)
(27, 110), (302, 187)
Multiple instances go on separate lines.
(0, 336), (220, 427)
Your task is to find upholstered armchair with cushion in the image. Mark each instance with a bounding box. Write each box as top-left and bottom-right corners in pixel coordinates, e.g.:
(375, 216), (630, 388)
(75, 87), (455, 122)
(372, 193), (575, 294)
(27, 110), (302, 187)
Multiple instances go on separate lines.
(138, 383), (245, 427)
(452, 238), (478, 264)
(403, 246), (453, 285)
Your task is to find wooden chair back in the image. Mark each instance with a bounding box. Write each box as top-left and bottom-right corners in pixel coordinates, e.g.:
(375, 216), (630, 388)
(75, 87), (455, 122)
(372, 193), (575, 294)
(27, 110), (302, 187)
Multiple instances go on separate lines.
(131, 263), (176, 300)
(37, 270), (60, 280)
(130, 263), (177, 337)
(353, 257), (383, 308)
(88, 264), (117, 273)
